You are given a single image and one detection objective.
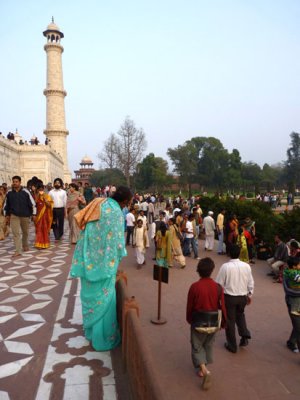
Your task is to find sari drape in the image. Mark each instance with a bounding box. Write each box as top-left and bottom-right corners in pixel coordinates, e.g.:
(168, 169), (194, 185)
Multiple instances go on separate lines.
(35, 193), (53, 249)
(70, 198), (127, 351)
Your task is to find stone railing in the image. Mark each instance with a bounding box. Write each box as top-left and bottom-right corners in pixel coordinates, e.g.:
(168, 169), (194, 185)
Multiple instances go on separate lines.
(116, 273), (164, 400)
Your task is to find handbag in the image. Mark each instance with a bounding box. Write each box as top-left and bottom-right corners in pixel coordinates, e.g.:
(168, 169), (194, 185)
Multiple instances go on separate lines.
(192, 284), (222, 334)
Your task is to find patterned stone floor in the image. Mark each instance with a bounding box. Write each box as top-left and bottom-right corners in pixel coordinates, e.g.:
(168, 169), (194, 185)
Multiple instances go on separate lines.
(0, 225), (128, 400)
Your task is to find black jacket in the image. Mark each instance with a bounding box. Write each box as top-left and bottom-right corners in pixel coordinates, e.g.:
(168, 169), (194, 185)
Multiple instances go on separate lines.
(4, 188), (36, 217)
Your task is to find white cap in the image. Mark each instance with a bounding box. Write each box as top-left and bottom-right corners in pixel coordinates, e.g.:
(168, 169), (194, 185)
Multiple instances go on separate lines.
(208, 211), (214, 215)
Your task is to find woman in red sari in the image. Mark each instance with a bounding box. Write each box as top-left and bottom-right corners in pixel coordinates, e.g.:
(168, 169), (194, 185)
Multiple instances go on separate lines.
(34, 183), (53, 249)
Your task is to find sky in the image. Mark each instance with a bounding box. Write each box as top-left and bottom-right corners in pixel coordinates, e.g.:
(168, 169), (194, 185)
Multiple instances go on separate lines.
(1, 0), (300, 176)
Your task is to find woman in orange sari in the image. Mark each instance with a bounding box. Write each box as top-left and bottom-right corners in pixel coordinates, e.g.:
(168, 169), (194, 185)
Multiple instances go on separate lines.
(34, 183), (53, 249)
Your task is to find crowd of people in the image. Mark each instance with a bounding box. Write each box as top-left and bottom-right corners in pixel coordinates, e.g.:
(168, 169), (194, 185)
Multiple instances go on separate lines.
(1, 181), (300, 392)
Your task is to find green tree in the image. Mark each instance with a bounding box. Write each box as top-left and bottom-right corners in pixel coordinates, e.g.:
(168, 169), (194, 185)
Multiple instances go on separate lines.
(167, 141), (199, 196)
(89, 168), (127, 187)
(241, 162), (262, 194)
(285, 131), (300, 193)
(135, 153), (170, 191)
(261, 163), (278, 191)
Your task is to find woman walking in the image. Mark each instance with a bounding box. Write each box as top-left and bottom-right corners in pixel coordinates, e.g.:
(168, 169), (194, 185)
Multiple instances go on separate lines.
(34, 183), (53, 249)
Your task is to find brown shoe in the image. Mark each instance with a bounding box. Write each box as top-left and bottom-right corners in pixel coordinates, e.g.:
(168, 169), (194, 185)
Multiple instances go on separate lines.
(202, 373), (212, 390)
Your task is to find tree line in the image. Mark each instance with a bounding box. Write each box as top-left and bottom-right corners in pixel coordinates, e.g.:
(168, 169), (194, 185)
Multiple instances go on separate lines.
(91, 117), (300, 195)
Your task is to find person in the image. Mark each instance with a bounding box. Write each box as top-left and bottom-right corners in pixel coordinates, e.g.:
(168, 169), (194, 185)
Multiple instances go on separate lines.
(125, 207), (135, 245)
(83, 182), (94, 204)
(67, 183), (86, 244)
(186, 258), (227, 390)
(70, 186), (132, 351)
(49, 178), (67, 241)
(168, 217), (186, 268)
(203, 211), (216, 251)
(244, 218), (256, 264)
(225, 214), (238, 254)
(133, 219), (148, 268)
(155, 223), (172, 268)
(216, 209), (226, 255)
(183, 214), (199, 259)
(34, 183), (53, 249)
(0, 185), (9, 240)
(237, 226), (249, 263)
(4, 176), (36, 256)
(284, 256), (300, 352)
(267, 234), (288, 278)
(216, 244), (254, 353)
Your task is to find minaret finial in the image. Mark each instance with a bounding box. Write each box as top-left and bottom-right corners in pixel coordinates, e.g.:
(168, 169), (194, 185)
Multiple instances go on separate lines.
(52, 16), (54, 23)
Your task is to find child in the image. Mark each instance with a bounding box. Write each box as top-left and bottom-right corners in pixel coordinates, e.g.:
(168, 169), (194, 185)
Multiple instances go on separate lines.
(133, 219), (148, 269)
(283, 256), (300, 315)
(186, 258), (227, 390)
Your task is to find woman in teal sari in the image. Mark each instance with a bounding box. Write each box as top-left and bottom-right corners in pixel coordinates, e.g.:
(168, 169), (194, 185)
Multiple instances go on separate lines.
(71, 186), (132, 351)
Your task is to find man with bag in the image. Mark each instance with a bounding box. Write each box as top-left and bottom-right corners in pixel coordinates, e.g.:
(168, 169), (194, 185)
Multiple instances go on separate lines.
(216, 244), (254, 353)
(186, 258), (227, 390)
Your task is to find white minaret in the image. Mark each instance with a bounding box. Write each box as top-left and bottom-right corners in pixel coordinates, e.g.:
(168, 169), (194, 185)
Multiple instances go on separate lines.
(43, 18), (71, 183)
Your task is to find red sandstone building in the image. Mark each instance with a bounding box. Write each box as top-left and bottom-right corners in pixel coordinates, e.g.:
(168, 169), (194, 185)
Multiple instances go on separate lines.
(72, 156), (95, 185)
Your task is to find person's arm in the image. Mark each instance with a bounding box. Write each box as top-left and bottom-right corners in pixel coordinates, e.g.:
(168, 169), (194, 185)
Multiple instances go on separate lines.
(215, 265), (226, 287)
(247, 268), (254, 298)
(186, 285), (194, 324)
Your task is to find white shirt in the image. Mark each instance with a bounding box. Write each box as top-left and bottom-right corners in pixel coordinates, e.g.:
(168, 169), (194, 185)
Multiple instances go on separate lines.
(185, 220), (194, 239)
(140, 201), (148, 212)
(216, 259), (254, 296)
(203, 215), (215, 235)
(126, 212), (135, 227)
(49, 189), (67, 208)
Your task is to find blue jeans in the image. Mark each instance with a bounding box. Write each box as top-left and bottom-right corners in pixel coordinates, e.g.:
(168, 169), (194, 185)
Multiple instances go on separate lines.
(218, 229), (224, 253)
(183, 237), (198, 258)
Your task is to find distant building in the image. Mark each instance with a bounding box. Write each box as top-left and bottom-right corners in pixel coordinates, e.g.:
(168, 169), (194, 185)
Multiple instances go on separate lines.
(0, 19), (71, 184)
(72, 156), (95, 185)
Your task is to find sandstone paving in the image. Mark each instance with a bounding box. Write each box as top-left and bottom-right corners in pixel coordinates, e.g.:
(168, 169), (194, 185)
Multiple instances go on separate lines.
(0, 225), (130, 400)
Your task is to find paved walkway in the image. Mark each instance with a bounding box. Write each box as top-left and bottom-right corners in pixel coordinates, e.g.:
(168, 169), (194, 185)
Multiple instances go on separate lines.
(0, 227), (129, 400)
(120, 240), (300, 400)
(1, 225), (300, 399)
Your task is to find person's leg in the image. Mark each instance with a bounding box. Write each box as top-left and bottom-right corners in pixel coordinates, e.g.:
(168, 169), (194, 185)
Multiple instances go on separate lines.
(218, 230), (224, 253)
(224, 295), (238, 352)
(191, 329), (208, 372)
(191, 237), (199, 258)
(57, 208), (65, 239)
(183, 238), (191, 256)
(271, 261), (284, 276)
(235, 296), (251, 343)
(208, 235), (214, 250)
(52, 208), (60, 240)
(20, 217), (30, 250)
(289, 313), (300, 351)
(10, 215), (22, 255)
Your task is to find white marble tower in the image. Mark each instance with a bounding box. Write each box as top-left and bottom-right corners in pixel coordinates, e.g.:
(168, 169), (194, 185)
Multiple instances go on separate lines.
(43, 18), (71, 183)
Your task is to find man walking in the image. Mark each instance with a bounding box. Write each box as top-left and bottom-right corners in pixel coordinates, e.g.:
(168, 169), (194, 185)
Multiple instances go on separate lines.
(4, 176), (36, 256)
(216, 244), (254, 353)
(49, 178), (67, 241)
(203, 211), (216, 251)
(216, 209), (226, 255)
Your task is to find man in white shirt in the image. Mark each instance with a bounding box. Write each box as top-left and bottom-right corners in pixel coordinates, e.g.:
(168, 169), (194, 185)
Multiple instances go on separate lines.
(216, 244), (254, 353)
(203, 211), (216, 251)
(125, 207), (135, 246)
(49, 178), (67, 241)
(183, 214), (199, 259)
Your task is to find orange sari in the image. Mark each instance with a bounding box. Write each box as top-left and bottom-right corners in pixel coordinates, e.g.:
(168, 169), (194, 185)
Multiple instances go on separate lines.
(35, 193), (53, 249)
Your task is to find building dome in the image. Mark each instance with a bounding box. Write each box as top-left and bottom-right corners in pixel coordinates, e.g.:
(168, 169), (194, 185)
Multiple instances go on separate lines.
(46, 22), (61, 32)
(80, 155), (93, 164)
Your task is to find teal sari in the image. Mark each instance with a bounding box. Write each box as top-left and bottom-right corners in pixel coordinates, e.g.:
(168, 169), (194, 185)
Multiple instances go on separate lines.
(71, 198), (127, 351)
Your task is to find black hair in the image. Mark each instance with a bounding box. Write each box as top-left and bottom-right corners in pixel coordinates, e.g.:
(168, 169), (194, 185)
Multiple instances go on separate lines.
(229, 244), (241, 259)
(69, 183), (78, 191)
(112, 186), (133, 203)
(287, 256), (300, 268)
(54, 178), (64, 186)
(290, 240), (299, 250)
(197, 257), (215, 278)
(12, 175), (21, 181)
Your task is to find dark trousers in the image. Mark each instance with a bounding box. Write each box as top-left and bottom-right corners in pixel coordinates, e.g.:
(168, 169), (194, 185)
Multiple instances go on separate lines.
(126, 226), (134, 245)
(52, 207), (65, 240)
(286, 296), (300, 349)
(224, 294), (251, 351)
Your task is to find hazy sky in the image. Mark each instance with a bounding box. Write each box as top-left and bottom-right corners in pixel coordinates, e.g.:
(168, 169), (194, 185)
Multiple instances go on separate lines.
(1, 0), (300, 176)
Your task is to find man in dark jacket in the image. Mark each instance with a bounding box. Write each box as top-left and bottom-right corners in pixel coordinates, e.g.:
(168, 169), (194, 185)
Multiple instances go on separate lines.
(4, 176), (36, 257)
